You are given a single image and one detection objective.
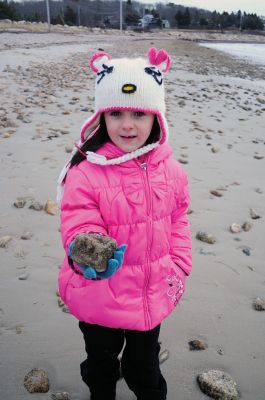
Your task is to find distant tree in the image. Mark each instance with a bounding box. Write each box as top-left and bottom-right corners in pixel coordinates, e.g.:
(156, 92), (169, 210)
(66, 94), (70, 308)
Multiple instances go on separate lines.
(183, 7), (191, 27)
(175, 7), (190, 28)
(125, 0), (140, 26)
(64, 5), (76, 25)
(51, 13), (64, 25)
(0, 0), (15, 19)
(244, 13), (263, 30)
(30, 11), (41, 22)
(199, 17), (208, 28)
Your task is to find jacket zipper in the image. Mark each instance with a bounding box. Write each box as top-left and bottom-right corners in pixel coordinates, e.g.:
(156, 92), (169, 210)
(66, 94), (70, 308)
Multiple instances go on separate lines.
(139, 160), (152, 330)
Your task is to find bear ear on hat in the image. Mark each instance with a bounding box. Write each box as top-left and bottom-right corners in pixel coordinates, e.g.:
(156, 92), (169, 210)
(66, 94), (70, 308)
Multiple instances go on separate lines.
(147, 47), (171, 73)
(90, 52), (112, 73)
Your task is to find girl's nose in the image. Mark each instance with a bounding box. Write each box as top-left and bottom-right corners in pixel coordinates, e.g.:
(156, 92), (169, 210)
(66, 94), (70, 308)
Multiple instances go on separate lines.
(121, 114), (134, 131)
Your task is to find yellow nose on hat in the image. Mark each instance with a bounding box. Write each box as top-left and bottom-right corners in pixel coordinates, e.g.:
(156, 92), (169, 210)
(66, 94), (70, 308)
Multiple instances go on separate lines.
(122, 84), (137, 94)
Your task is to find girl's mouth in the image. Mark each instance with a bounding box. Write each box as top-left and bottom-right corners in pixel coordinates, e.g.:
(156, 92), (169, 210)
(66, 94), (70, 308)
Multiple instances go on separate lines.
(120, 135), (136, 139)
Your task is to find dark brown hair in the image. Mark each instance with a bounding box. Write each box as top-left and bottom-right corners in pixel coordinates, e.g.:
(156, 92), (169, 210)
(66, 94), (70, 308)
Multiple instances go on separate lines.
(70, 113), (161, 168)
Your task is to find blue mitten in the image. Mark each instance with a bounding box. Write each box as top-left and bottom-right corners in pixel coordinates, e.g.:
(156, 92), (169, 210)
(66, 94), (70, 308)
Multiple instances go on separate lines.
(97, 244), (127, 279)
(68, 241), (127, 280)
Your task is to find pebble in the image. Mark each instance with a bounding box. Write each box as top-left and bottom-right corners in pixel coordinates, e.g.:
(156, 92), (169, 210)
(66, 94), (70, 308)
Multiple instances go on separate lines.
(65, 145), (73, 153)
(44, 199), (58, 215)
(242, 247), (251, 256)
(51, 392), (71, 400)
(58, 298), (64, 308)
(188, 339), (208, 351)
(210, 190), (223, 197)
(0, 235), (12, 248)
(178, 158), (189, 164)
(29, 200), (43, 211)
(159, 349), (170, 364)
(24, 368), (49, 393)
(253, 153), (264, 160)
(196, 231), (216, 244)
(250, 208), (261, 220)
(197, 369), (239, 400)
(252, 297), (265, 311)
(19, 272), (29, 280)
(230, 223), (241, 234)
(21, 231), (33, 240)
(211, 146), (220, 153)
(256, 96), (265, 104)
(199, 248), (216, 255)
(241, 222), (252, 232)
(14, 197), (27, 208)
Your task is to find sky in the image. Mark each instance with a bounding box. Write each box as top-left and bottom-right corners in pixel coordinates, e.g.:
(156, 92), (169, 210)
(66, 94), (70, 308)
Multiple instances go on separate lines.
(143, 1), (265, 16)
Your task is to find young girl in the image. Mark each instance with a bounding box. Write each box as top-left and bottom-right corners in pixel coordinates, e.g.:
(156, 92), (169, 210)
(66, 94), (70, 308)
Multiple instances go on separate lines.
(57, 48), (192, 400)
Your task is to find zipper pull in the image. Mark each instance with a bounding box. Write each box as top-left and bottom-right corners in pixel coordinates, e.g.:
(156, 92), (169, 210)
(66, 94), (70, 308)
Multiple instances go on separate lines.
(140, 162), (147, 170)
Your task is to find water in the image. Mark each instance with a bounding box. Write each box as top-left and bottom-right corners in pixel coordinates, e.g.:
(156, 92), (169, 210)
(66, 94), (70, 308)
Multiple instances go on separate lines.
(200, 42), (265, 66)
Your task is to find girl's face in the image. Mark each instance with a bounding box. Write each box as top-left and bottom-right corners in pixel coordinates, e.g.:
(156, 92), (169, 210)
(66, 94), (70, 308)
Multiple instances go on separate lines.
(104, 110), (155, 153)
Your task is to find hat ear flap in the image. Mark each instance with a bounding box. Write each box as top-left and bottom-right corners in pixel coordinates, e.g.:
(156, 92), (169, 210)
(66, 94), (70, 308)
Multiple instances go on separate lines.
(90, 52), (112, 73)
(147, 47), (171, 73)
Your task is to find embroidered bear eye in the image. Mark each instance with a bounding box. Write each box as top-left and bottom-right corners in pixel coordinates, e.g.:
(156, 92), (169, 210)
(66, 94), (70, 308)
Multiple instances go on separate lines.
(97, 64), (114, 84)
(144, 67), (163, 85)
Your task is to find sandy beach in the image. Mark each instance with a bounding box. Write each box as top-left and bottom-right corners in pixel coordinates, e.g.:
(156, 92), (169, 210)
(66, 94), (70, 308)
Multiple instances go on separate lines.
(0, 26), (265, 400)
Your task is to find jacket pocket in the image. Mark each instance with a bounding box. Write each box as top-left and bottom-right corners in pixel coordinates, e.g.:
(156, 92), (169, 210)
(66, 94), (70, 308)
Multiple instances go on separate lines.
(165, 257), (187, 307)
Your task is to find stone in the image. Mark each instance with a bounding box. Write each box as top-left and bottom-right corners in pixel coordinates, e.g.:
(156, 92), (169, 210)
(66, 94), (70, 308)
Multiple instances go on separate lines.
(0, 235), (12, 248)
(51, 392), (71, 400)
(178, 158), (189, 164)
(58, 298), (64, 308)
(241, 222), (252, 232)
(197, 369), (239, 400)
(254, 153), (264, 160)
(65, 146), (73, 153)
(19, 272), (29, 280)
(44, 199), (58, 215)
(196, 231), (216, 244)
(14, 197), (27, 208)
(252, 297), (265, 311)
(70, 233), (117, 272)
(250, 208), (261, 219)
(21, 231), (33, 240)
(158, 349), (170, 364)
(229, 223), (241, 234)
(24, 368), (49, 393)
(211, 146), (220, 153)
(210, 190), (223, 197)
(242, 247), (251, 256)
(256, 96), (265, 104)
(29, 200), (43, 211)
(188, 339), (208, 350)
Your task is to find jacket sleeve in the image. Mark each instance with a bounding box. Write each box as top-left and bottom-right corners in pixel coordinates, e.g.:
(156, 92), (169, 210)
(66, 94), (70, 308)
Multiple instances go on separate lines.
(170, 169), (192, 276)
(60, 165), (107, 252)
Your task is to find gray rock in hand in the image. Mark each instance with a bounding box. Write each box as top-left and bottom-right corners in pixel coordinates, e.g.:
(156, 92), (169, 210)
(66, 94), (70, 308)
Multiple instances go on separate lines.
(71, 233), (117, 272)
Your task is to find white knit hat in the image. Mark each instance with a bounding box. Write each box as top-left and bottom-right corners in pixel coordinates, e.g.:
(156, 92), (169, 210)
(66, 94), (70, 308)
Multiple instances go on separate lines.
(57, 48), (171, 204)
(81, 48), (171, 147)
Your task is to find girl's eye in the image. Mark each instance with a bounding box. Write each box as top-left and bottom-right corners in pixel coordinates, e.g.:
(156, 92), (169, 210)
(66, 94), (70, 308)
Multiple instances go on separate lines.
(110, 111), (121, 117)
(135, 111), (146, 117)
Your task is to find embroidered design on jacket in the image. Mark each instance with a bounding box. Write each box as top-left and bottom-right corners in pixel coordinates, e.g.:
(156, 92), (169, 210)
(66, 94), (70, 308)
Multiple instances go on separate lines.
(166, 274), (184, 305)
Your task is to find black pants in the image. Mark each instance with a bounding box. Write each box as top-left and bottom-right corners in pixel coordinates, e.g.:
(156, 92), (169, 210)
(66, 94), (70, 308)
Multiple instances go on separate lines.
(79, 322), (167, 400)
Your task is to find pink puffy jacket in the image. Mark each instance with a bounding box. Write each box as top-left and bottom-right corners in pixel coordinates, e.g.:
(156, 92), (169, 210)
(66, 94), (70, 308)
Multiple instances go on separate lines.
(59, 141), (192, 331)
